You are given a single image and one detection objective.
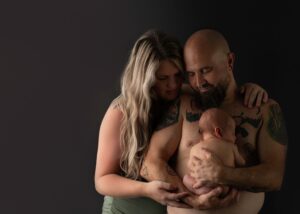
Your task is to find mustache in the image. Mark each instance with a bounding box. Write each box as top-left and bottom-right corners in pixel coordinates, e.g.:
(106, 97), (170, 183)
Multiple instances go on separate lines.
(196, 82), (213, 90)
(193, 83), (227, 110)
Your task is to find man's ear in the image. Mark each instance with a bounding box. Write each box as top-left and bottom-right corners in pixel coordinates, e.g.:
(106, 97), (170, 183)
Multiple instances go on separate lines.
(215, 127), (223, 139)
(227, 52), (235, 72)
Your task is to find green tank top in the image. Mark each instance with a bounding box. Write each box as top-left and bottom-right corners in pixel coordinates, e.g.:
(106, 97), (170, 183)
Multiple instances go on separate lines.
(102, 196), (166, 214)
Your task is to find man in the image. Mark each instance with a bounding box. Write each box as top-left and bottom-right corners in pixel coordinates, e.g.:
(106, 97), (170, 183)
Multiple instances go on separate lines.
(140, 29), (287, 213)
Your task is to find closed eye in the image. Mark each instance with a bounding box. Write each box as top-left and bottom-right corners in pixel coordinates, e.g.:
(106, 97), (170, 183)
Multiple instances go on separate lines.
(201, 66), (212, 74)
(186, 71), (195, 77)
(157, 76), (168, 80)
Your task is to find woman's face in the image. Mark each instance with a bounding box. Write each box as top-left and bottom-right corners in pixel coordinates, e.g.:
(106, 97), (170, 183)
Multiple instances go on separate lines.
(153, 60), (183, 101)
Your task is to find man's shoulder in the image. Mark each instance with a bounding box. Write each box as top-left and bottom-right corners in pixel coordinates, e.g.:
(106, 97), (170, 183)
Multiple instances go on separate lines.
(154, 97), (182, 131)
(232, 97), (279, 114)
(260, 98), (280, 114)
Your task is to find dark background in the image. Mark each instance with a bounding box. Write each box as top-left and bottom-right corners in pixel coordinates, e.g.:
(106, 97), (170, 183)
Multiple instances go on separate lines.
(1, 0), (298, 213)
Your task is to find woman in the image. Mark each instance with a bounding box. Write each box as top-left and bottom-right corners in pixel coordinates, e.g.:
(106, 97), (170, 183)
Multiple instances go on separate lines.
(94, 30), (268, 214)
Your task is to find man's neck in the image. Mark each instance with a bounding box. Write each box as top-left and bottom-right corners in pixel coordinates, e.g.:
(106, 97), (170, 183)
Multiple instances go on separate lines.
(221, 81), (238, 107)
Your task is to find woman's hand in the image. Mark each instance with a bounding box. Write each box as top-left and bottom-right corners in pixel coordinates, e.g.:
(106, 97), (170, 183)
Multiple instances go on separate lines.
(144, 180), (191, 208)
(240, 83), (268, 108)
(186, 187), (240, 210)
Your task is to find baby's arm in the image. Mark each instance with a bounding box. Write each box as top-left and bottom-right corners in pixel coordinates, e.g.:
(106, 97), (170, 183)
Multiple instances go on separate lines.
(233, 145), (246, 166)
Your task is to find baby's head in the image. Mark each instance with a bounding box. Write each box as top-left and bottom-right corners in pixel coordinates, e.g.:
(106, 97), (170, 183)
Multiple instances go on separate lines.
(199, 108), (236, 142)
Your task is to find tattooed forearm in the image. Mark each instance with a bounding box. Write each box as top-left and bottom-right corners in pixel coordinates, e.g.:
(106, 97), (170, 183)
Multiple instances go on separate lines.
(166, 164), (177, 176)
(267, 104), (288, 145)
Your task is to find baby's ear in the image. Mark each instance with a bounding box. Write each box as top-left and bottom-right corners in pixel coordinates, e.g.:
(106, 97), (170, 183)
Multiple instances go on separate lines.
(215, 127), (223, 138)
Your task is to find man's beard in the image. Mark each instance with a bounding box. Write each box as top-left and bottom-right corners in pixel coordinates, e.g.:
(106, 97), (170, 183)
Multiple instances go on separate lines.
(193, 80), (228, 110)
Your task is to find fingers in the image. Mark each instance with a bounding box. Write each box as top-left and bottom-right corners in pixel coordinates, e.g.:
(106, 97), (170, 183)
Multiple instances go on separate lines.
(204, 186), (223, 198)
(236, 190), (241, 202)
(246, 88), (256, 108)
(218, 188), (239, 207)
(240, 85), (245, 94)
(229, 188), (240, 203)
(166, 200), (191, 208)
(164, 192), (191, 208)
(255, 89), (269, 107)
(193, 179), (206, 189)
(263, 91), (268, 103)
(200, 148), (220, 162)
(255, 90), (263, 107)
(243, 87), (253, 107)
(159, 182), (177, 191)
(243, 85), (269, 108)
(168, 192), (190, 201)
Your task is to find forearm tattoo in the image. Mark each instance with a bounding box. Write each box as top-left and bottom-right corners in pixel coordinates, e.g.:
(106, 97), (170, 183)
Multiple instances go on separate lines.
(166, 164), (177, 176)
(155, 99), (180, 130)
(267, 104), (288, 145)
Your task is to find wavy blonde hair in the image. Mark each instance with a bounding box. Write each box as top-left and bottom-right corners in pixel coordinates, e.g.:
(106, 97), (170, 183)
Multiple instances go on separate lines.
(111, 30), (184, 179)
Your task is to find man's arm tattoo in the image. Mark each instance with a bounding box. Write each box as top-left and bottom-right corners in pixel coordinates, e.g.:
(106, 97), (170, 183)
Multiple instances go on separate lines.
(233, 111), (262, 138)
(267, 104), (288, 145)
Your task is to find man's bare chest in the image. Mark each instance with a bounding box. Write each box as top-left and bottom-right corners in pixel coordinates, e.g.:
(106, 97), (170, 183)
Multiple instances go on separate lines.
(182, 104), (263, 165)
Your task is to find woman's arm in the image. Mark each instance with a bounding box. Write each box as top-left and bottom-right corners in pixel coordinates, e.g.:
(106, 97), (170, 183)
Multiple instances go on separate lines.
(94, 105), (188, 207)
(95, 106), (147, 197)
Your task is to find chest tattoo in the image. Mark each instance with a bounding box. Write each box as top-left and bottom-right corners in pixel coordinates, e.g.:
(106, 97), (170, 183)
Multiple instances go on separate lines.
(233, 110), (262, 138)
(186, 111), (201, 122)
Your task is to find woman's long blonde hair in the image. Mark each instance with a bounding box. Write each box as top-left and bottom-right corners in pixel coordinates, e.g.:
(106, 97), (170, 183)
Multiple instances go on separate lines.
(111, 30), (183, 179)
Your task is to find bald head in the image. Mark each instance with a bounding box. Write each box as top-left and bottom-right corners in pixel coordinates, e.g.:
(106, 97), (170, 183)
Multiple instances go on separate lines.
(185, 29), (230, 57)
(184, 29), (235, 97)
(199, 108), (236, 142)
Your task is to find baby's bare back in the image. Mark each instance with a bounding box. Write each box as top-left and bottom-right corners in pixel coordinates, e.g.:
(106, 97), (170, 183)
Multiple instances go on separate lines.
(190, 138), (236, 167)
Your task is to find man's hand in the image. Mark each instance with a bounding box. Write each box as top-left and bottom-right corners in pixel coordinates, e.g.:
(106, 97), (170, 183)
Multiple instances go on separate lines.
(188, 149), (224, 186)
(185, 187), (240, 209)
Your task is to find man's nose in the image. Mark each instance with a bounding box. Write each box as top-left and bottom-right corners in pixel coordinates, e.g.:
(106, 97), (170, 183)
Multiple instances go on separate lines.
(195, 73), (206, 87)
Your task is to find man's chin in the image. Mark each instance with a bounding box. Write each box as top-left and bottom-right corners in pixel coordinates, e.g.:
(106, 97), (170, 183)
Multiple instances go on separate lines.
(194, 92), (224, 109)
(198, 88), (212, 94)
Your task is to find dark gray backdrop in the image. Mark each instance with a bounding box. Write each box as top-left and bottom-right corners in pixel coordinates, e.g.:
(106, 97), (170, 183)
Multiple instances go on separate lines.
(1, 0), (298, 213)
